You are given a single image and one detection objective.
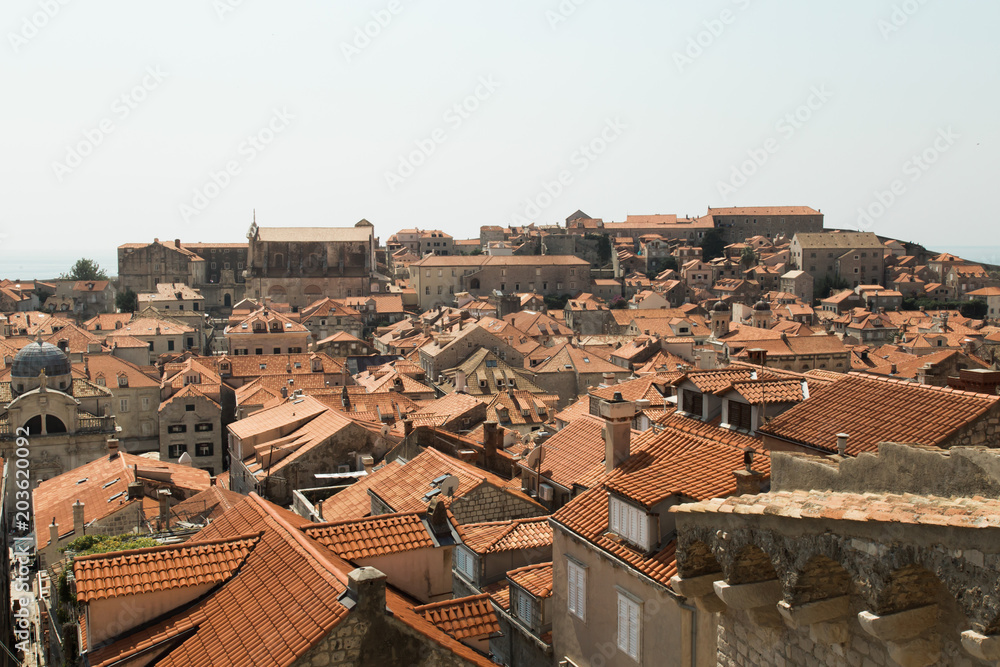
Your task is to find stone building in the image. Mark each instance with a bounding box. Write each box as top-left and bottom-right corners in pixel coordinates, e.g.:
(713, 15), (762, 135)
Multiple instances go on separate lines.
(791, 231), (886, 288)
(80, 354), (160, 453)
(244, 219), (377, 308)
(158, 385), (224, 476)
(118, 239), (248, 311)
(779, 269), (814, 303)
(408, 255), (591, 311)
(708, 206), (823, 243)
(69, 492), (500, 666)
(671, 442), (1000, 667)
(0, 340), (116, 486)
(224, 306), (310, 355)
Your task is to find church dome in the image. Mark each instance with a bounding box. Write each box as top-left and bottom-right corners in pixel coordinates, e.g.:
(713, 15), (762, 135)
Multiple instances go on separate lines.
(752, 300), (771, 312)
(11, 341), (72, 379)
(711, 300), (730, 312)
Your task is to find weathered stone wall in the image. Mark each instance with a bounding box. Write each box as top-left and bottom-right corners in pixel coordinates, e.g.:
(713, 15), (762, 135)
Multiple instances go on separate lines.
(448, 483), (546, 525)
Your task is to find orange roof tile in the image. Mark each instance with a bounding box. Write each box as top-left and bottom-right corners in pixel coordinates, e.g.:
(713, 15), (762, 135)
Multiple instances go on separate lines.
(75, 533), (261, 602)
(507, 562), (553, 598)
(457, 517), (552, 555)
(303, 512), (434, 560)
(759, 373), (1000, 454)
(413, 594), (501, 640)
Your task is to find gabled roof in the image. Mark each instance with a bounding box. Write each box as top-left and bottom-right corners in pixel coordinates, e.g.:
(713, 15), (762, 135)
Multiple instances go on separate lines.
(507, 562), (553, 598)
(758, 373), (1000, 454)
(457, 517), (553, 555)
(413, 594), (501, 641)
(320, 447), (540, 520)
(33, 452), (212, 549)
(303, 512), (435, 560)
(75, 533), (261, 602)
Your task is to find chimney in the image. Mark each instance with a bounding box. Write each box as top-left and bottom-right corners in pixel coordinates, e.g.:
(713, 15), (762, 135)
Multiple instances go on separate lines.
(281, 386), (288, 399)
(483, 421), (500, 458)
(174, 238), (181, 248)
(426, 497), (451, 538)
(733, 448), (765, 495)
(127, 480), (143, 500)
(600, 394), (636, 473)
(348, 567), (387, 617)
(73, 500), (85, 537)
(210, 476), (217, 487)
(361, 455), (374, 474)
(836, 433), (849, 456)
(157, 488), (172, 530)
(402, 417), (414, 436)
(49, 519), (60, 549)
(602, 372), (616, 386)
(107, 438), (120, 458)
(455, 369), (467, 393)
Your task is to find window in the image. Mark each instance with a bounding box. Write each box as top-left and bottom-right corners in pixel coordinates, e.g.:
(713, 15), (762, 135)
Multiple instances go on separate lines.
(454, 547), (475, 579)
(617, 592), (641, 661)
(567, 560), (587, 621)
(168, 444), (187, 459)
(141, 397), (150, 411)
(195, 423), (213, 432)
(167, 340), (175, 351)
(185, 404), (195, 412)
(196, 442), (214, 457)
(609, 495), (649, 550)
(729, 400), (752, 431)
(682, 391), (703, 417)
(167, 425), (187, 434)
(119, 399), (128, 413)
(515, 589), (534, 625)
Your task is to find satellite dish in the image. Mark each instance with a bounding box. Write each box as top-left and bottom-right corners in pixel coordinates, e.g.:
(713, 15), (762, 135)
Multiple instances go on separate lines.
(440, 474), (460, 497)
(380, 423), (390, 436)
(524, 445), (546, 469)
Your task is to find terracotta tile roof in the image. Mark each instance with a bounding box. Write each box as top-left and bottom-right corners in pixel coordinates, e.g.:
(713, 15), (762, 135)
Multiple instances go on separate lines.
(684, 368), (769, 394)
(527, 414), (639, 491)
(507, 562), (553, 598)
(170, 486), (245, 524)
(33, 453), (211, 549)
(413, 594), (501, 640)
(160, 383), (221, 411)
(321, 447), (542, 520)
(605, 413), (767, 507)
(302, 512), (434, 560)
(228, 394), (328, 441)
(708, 206), (819, 216)
(457, 517), (552, 555)
(758, 373), (1000, 454)
(729, 379), (806, 404)
(75, 533), (261, 602)
(483, 580), (510, 611)
(106, 317), (195, 336)
(84, 493), (353, 667)
(672, 489), (1000, 530)
(486, 390), (554, 427)
(81, 354), (159, 388)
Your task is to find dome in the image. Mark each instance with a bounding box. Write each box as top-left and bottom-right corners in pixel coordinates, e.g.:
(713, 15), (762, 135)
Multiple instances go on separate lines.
(11, 341), (72, 379)
(711, 300), (730, 312)
(753, 300), (771, 312)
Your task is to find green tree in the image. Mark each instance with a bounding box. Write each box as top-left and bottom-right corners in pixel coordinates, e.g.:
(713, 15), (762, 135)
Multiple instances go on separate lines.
(739, 246), (758, 269)
(116, 287), (138, 313)
(60, 258), (108, 281)
(701, 230), (726, 261)
(62, 533), (159, 556)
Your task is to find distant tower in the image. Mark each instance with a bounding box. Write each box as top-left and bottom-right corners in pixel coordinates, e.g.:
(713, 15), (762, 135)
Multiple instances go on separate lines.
(751, 299), (772, 329)
(710, 301), (731, 339)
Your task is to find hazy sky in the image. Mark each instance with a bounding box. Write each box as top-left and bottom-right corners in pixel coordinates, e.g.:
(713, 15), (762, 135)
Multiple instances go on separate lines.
(3, 0), (998, 278)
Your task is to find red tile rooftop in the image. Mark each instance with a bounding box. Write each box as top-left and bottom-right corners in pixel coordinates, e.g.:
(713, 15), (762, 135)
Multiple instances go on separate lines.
(75, 533), (261, 603)
(413, 594), (501, 640)
(457, 517), (553, 555)
(302, 512), (435, 560)
(507, 562), (553, 598)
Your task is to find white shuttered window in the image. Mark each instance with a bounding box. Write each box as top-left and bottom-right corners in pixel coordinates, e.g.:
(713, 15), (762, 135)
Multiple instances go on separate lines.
(608, 495), (650, 550)
(567, 560), (586, 621)
(617, 592), (641, 660)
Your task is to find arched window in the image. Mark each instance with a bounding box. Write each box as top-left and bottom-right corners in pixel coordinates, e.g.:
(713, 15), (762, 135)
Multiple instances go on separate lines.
(272, 253), (284, 267)
(224, 293), (232, 307)
(470, 278), (481, 290)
